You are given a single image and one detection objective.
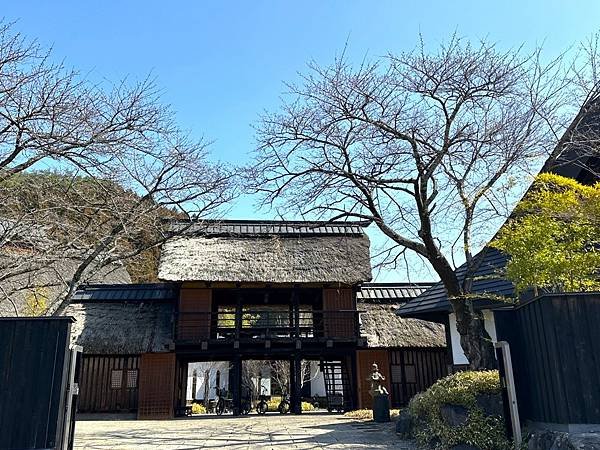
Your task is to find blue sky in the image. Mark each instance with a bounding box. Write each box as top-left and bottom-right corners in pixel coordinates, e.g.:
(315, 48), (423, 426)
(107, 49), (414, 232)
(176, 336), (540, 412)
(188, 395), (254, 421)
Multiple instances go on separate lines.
(5, 1), (600, 281)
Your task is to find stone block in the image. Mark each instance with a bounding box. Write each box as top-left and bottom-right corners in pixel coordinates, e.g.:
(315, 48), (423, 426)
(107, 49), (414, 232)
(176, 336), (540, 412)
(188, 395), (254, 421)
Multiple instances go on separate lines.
(440, 403), (469, 427)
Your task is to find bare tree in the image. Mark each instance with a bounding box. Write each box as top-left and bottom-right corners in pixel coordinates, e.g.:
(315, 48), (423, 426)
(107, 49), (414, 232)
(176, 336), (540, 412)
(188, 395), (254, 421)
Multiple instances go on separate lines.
(0, 22), (235, 315)
(247, 35), (598, 369)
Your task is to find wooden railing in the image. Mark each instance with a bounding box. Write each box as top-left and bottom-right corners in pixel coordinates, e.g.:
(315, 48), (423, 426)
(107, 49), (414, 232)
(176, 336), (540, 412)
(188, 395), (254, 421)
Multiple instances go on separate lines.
(175, 310), (361, 343)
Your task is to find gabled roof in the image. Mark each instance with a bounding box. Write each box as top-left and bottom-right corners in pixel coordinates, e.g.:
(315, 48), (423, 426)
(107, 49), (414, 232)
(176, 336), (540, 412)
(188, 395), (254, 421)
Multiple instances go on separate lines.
(398, 99), (600, 320)
(396, 249), (513, 319)
(158, 220), (372, 285)
(357, 282), (434, 302)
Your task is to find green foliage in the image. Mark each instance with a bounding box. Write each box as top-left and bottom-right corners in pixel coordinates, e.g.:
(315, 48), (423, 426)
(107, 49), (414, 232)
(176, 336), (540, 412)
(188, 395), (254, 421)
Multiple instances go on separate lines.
(408, 370), (510, 450)
(343, 408), (401, 420)
(491, 173), (600, 294)
(23, 287), (49, 316)
(191, 402), (206, 414)
(301, 401), (316, 412)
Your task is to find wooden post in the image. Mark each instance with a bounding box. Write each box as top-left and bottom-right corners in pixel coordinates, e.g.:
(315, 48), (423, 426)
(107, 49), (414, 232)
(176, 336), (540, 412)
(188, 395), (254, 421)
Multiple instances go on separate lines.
(292, 290), (300, 338)
(290, 355), (302, 414)
(231, 355), (242, 416)
(235, 290), (242, 341)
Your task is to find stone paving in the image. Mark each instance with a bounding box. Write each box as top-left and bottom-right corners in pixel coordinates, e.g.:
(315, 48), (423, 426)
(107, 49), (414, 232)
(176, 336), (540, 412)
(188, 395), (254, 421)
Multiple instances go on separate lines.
(74, 412), (417, 449)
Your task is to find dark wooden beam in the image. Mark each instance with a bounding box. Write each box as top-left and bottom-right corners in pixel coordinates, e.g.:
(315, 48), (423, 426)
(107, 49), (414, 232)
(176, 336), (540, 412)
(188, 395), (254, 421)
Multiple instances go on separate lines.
(290, 354), (302, 414)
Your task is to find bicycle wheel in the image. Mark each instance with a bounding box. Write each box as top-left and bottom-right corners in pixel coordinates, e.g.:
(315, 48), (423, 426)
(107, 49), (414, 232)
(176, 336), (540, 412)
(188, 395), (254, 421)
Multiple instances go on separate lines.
(257, 401), (268, 415)
(278, 401), (290, 414)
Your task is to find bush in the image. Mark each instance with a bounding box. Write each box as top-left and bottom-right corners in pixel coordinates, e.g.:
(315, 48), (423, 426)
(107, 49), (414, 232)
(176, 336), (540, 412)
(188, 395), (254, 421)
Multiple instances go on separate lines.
(191, 403), (206, 415)
(344, 408), (401, 421)
(344, 409), (373, 420)
(301, 401), (315, 411)
(408, 370), (510, 450)
(263, 396), (315, 412)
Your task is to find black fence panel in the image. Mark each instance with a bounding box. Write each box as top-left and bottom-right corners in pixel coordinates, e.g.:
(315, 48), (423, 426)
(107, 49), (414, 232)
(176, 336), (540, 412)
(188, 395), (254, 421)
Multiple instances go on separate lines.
(0, 317), (73, 449)
(494, 293), (600, 426)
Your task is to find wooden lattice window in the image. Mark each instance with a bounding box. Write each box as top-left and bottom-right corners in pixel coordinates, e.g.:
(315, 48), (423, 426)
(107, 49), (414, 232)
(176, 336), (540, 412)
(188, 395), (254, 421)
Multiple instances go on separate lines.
(126, 370), (138, 388)
(111, 370), (123, 389)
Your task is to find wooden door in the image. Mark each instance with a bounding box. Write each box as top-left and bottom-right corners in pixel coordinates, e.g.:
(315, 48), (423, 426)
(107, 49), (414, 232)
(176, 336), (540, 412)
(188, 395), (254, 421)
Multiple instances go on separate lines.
(138, 353), (176, 419)
(356, 349), (391, 409)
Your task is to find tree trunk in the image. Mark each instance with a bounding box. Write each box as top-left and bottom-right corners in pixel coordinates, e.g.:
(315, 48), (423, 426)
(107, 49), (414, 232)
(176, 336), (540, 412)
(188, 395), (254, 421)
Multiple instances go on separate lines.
(428, 250), (497, 370)
(449, 297), (497, 370)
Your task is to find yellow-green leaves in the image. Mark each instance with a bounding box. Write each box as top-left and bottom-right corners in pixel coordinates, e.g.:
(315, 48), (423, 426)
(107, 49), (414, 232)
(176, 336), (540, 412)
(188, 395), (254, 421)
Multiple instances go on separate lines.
(491, 173), (600, 294)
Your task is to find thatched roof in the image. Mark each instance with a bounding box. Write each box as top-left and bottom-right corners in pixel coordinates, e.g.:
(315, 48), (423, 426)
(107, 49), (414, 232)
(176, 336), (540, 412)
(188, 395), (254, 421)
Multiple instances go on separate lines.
(359, 302), (445, 348)
(158, 220), (372, 284)
(357, 282), (445, 348)
(65, 301), (173, 354)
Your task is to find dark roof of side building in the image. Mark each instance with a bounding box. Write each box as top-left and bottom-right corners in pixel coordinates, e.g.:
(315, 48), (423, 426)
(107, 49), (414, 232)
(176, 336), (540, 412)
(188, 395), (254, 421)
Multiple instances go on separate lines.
(158, 220), (372, 285)
(71, 283), (178, 303)
(357, 282), (434, 302)
(397, 99), (600, 320)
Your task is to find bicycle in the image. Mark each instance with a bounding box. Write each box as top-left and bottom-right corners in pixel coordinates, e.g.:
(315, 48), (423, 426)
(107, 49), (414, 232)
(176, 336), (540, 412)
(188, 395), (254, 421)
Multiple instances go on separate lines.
(256, 387), (269, 415)
(214, 387), (231, 415)
(278, 391), (290, 414)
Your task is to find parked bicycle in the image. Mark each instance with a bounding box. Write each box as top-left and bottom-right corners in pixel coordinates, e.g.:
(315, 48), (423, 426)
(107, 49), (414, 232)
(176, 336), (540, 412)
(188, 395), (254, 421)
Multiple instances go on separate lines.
(278, 391), (290, 414)
(214, 387), (231, 415)
(256, 387), (269, 415)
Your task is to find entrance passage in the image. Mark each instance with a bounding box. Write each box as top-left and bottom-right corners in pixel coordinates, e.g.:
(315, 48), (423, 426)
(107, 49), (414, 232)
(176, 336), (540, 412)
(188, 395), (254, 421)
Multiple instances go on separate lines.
(178, 356), (356, 417)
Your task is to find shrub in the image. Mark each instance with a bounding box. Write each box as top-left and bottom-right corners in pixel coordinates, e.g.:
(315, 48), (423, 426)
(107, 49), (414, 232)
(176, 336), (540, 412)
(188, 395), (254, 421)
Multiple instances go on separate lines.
(301, 401), (315, 411)
(191, 403), (206, 415)
(343, 408), (401, 420)
(408, 370), (510, 450)
(344, 409), (373, 420)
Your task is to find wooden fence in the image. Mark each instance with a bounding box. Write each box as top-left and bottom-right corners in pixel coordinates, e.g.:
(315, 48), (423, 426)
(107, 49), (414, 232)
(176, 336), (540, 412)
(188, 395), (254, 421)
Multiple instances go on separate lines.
(78, 355), (140, 413)
(494, 293), (600, 426)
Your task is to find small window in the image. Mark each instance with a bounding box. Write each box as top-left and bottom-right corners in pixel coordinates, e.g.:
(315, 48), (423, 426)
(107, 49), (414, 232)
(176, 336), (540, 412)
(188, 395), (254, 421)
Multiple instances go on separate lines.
(111, 370), (123, 389)
(390, 365), (403, 382)
(126, 370), (138, 389)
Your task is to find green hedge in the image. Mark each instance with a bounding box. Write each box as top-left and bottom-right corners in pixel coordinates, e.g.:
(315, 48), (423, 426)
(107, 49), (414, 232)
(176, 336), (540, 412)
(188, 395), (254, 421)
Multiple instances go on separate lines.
(408, 370), (510, 450)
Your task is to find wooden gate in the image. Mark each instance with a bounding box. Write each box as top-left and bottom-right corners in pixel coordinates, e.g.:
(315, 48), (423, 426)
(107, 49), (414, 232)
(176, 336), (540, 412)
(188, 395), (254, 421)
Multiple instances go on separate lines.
(138, 353), (176, 419)
(388, 348), (448, 407)
(0, 318), (74, 450)
(78, 355), (140, 412)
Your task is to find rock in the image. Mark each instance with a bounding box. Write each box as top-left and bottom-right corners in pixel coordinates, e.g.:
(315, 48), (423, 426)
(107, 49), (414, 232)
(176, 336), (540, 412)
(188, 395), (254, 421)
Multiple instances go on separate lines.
(451, 445), (481, 450)
(525, 430), (600, 450)
(395, 410), (412, 436)
(440, 403), (469, 427)
(475, 392), (503, 417)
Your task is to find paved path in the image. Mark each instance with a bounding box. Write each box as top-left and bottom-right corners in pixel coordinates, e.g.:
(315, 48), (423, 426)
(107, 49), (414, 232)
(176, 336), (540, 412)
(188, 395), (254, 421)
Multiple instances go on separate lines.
(74, 412), (416, 449)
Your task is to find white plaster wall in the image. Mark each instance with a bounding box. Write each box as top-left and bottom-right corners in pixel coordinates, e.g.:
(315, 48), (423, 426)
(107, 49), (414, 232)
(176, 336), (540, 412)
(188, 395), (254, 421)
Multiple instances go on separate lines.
(186, 361), (230, 401)
(449, 310), (497, 365)
(310, 361), (326, 397)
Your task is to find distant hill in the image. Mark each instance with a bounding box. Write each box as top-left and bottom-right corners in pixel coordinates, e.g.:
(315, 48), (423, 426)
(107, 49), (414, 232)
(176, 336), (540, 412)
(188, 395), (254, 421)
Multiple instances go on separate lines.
(0, 171), (175, 283)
